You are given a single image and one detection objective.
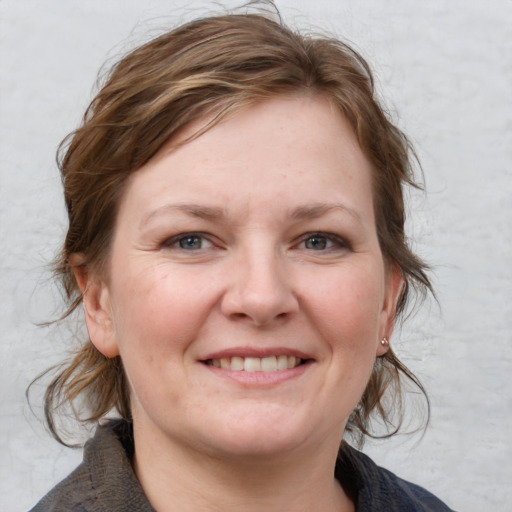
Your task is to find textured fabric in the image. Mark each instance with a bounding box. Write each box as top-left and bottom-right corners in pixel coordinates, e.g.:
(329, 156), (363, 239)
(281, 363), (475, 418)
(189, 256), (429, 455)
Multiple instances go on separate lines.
(29, 421), (155, 512)
(336, 445), (456, 511)
(29, 420), (455, 511)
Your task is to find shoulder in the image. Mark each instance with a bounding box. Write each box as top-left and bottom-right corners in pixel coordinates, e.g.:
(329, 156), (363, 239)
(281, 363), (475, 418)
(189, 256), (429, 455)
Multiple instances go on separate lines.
(28, 420), (154, 512)
(28, 463), (92, 512)
(336, 444), (457, 512)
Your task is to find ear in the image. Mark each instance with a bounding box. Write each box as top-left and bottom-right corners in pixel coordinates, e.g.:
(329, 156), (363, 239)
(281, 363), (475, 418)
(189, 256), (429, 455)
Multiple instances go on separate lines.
(71, 256), (120, 358)
(376, 265), (403, 356)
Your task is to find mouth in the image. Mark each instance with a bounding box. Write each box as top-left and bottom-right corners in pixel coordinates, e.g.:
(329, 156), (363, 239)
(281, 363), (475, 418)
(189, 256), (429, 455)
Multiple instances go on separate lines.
(203, 355), (307, 372)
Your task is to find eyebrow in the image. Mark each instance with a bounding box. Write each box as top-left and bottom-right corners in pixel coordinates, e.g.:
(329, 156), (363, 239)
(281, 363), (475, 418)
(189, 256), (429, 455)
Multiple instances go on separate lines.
(140, 203), (224, 229)
(290, 203), (363, 223)
(140, 201), (363, 229)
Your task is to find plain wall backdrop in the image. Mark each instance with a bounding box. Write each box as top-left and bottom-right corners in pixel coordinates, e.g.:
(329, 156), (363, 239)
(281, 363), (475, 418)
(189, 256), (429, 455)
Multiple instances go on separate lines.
(1, 1), (511, 510)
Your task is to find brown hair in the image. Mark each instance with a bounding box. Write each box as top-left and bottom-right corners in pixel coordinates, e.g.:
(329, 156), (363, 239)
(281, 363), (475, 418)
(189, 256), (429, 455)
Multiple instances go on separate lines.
(36, 4), (432, 446)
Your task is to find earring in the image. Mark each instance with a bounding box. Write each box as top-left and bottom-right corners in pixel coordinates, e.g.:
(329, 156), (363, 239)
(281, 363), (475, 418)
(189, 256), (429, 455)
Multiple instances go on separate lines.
(380, 337), (389, 348)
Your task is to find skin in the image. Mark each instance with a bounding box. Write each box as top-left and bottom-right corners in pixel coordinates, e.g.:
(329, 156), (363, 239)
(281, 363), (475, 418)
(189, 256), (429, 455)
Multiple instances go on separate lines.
(77, 95), (402, 512)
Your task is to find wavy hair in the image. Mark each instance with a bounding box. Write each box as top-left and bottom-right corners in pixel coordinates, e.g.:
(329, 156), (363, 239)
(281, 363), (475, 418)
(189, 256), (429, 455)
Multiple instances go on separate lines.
(32, 3), (432, 447)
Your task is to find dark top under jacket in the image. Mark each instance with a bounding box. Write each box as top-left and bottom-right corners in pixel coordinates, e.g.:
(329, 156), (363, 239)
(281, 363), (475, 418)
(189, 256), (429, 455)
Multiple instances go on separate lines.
(29, 420), (456, 512)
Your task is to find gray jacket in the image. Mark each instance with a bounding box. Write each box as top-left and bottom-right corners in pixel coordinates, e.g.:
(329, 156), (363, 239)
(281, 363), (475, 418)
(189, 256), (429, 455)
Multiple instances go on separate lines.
(29, 420), (455, 511)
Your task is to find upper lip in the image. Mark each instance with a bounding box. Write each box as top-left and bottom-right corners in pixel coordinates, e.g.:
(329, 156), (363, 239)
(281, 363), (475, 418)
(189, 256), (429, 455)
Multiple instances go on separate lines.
(201, 346), (314, 361)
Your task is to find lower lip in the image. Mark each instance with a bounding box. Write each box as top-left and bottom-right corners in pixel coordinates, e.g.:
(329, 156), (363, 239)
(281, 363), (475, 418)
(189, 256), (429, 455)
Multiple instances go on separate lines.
(200, 360), (312, 387)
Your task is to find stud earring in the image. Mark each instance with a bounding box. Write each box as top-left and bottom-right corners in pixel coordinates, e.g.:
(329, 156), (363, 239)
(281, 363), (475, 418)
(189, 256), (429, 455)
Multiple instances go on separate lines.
(380, 337), (389, 347)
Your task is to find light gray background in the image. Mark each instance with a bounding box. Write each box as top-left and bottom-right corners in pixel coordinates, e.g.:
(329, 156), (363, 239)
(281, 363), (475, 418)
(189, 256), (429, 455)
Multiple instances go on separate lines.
(1, 1), (511, 511)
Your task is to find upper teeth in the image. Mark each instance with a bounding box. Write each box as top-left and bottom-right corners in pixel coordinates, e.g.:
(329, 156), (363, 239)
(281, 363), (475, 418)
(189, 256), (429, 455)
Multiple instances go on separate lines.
(208, 355), (302, 372)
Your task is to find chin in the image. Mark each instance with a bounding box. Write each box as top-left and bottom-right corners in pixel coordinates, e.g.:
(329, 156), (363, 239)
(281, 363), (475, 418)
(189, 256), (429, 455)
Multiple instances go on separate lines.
(206, 432), (308, 460)
(194, 409), (324, 460)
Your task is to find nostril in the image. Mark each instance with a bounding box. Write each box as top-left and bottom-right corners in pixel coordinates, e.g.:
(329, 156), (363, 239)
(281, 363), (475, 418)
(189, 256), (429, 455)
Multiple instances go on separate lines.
(231, 312), (249, 320)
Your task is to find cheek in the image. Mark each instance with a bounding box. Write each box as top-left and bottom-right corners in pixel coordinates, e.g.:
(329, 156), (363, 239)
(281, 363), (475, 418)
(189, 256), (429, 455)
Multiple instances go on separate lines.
(111, 265), (206, 346)
(303, 263), (385, 402)
(108, 266), (207, 414)
(305, 264), (385, 342)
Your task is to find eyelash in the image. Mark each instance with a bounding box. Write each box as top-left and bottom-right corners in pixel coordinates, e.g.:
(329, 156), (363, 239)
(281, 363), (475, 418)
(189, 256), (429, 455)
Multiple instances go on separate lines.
(162, 231), (349, 252)
(296, 232), (350, 252)
(162, 232), (214, 251)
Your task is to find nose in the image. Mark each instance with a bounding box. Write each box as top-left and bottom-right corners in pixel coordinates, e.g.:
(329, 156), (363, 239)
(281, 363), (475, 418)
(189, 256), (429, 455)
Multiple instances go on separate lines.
(221, 246), (299, 326)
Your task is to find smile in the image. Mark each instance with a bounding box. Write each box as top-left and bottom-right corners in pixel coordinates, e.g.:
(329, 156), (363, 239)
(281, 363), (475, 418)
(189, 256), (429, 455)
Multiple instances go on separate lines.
(205, 355), (304, 372)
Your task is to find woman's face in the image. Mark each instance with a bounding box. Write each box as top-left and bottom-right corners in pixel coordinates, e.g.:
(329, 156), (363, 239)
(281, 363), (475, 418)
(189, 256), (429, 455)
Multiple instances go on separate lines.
(85, 95), (400, 459)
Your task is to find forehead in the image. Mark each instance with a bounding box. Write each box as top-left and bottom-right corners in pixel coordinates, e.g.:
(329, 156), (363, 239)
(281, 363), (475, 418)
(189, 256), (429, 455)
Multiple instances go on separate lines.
(119, 95), (375, 224)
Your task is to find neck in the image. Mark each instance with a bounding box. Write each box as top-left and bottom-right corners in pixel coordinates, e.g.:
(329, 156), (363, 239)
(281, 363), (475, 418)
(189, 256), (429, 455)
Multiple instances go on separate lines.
(132, 425), (354, 512)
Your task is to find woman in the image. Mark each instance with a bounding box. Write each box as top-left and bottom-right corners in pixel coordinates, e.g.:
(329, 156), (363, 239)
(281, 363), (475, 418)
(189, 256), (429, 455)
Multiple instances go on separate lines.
(30, 6), (455, 512)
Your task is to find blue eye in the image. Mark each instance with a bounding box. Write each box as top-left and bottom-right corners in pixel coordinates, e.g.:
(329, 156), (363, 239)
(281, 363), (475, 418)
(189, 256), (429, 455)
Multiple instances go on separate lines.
(300, 233), (348, 251)
(163, 233), (213, 251)
(178, 235), (204, 250)
(304, 236), (329, 250)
